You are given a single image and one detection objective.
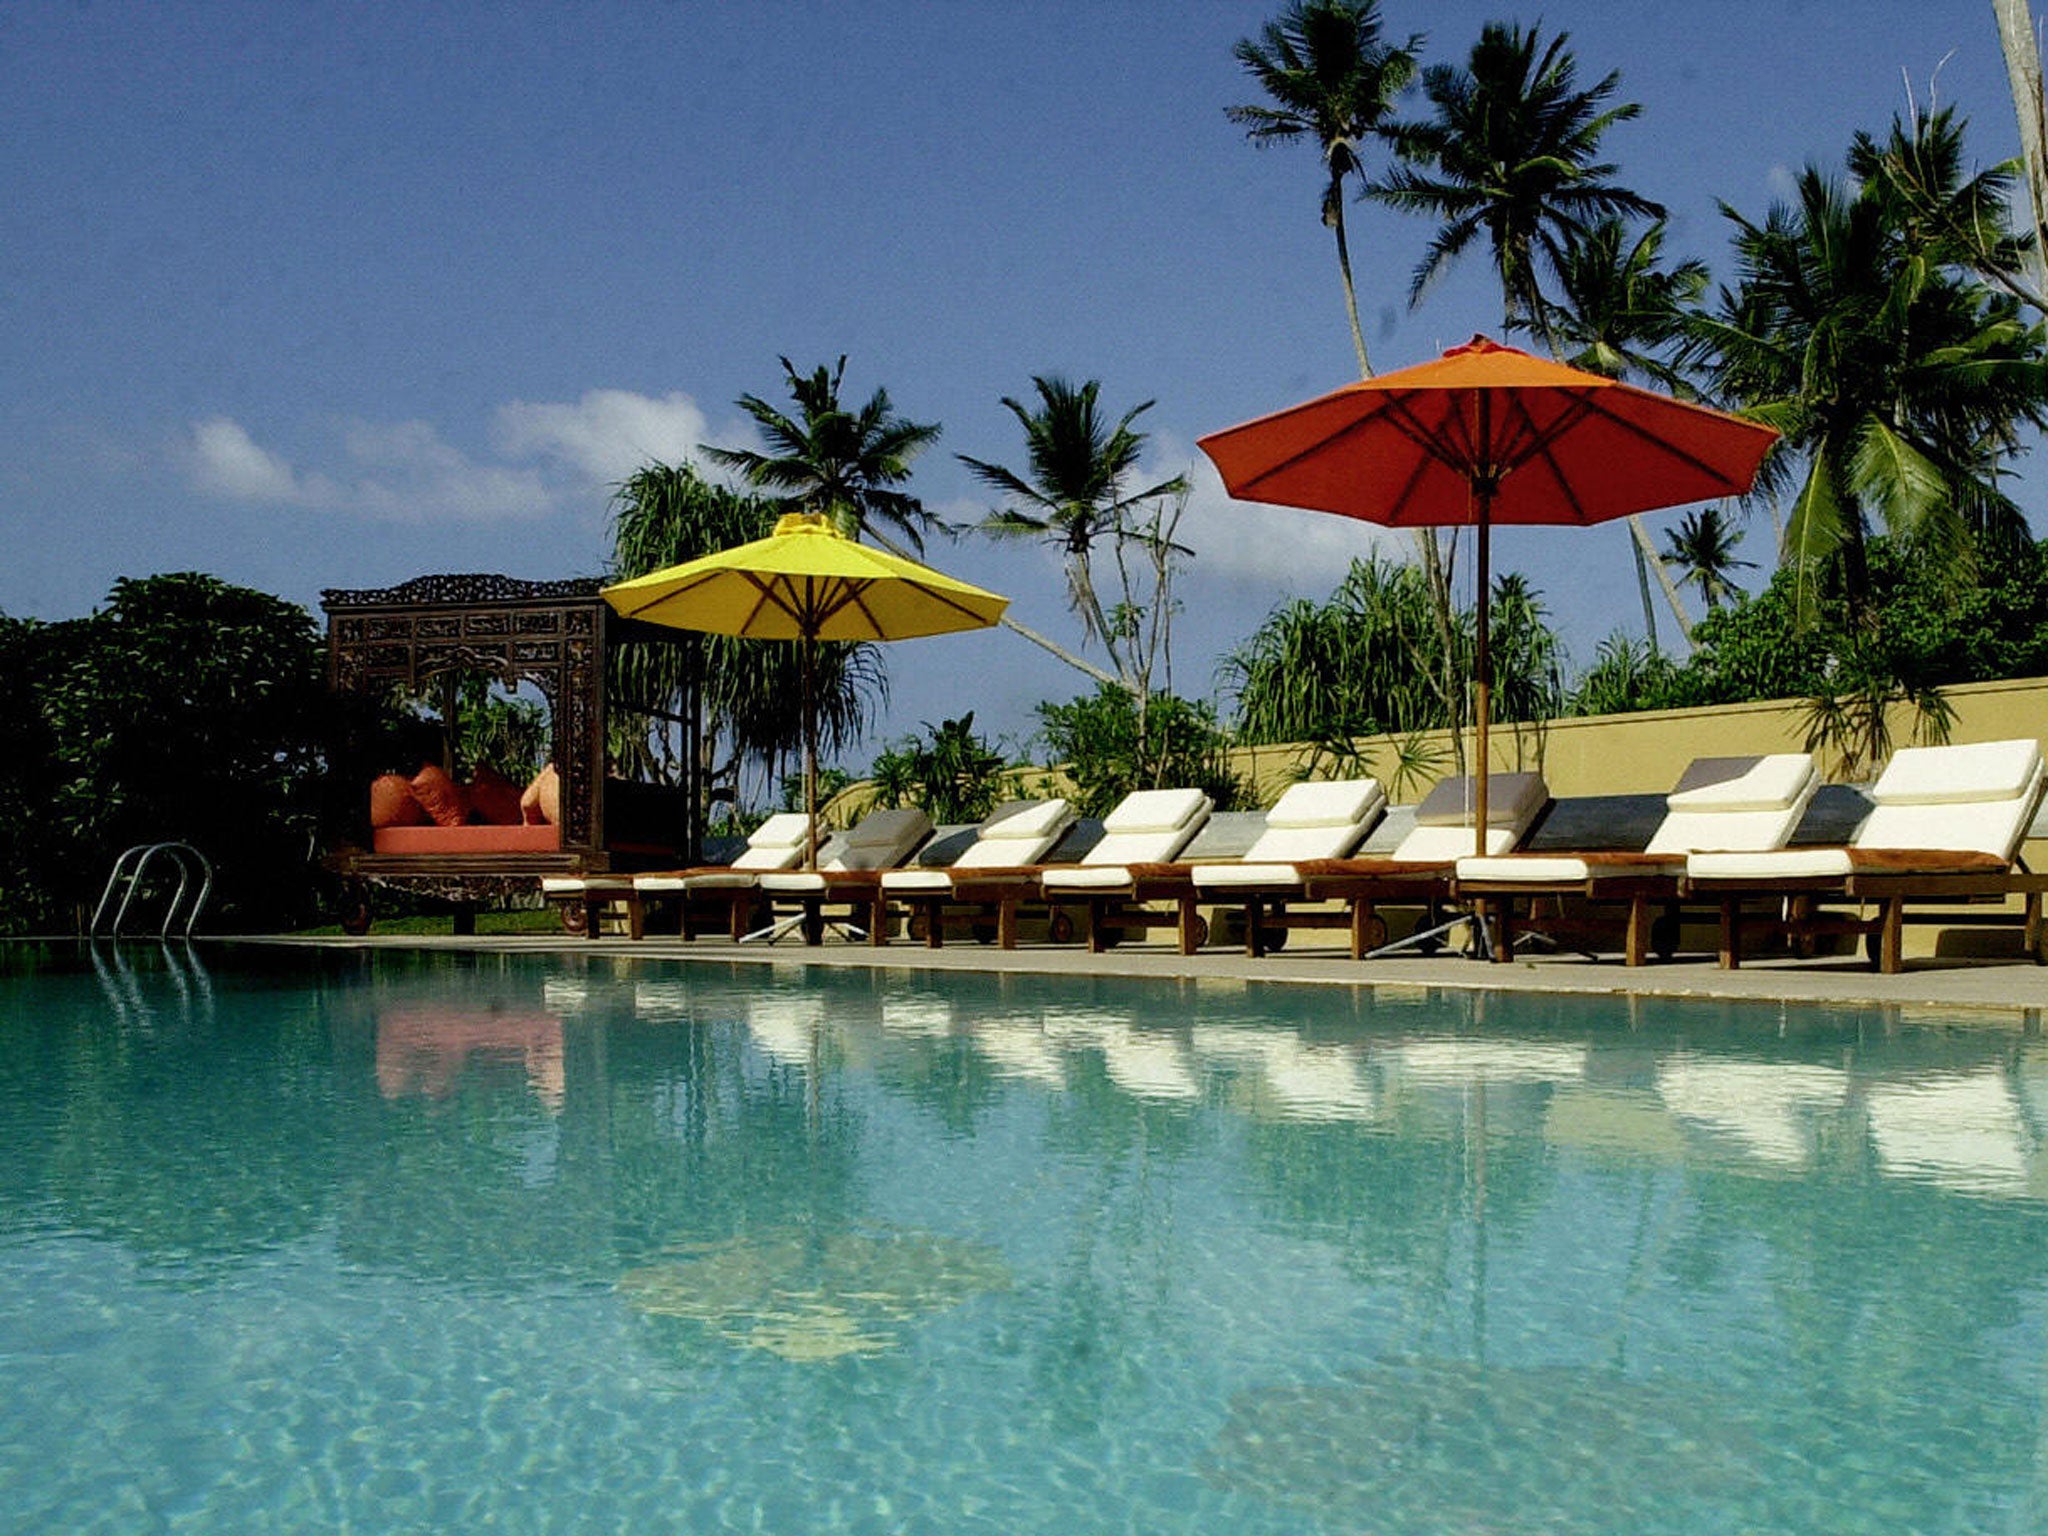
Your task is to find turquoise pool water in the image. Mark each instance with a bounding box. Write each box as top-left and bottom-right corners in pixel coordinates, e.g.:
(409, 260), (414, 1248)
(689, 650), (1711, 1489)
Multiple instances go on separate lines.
(3, 945), (2046, 1533)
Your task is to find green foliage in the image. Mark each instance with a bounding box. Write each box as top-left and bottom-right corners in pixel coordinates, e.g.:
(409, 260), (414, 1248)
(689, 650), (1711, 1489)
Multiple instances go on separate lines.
(779, 766), (854, 815)
(1036, 686), (1246, 818)
(1565, 632), (1684, 718)
(5, 574), (365, 932)
(1226, 557), (1563, 744)
(703, 356), (943, 551)
(607, 461), (886, 815)
(1562, 536), (2048, 734)
(1688, 107), (2048, 621)
(867, 713), (1015, 825)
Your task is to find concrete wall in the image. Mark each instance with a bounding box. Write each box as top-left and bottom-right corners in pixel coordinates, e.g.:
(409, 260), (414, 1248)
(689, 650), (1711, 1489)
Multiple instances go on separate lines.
(1227, 673), (2048, 804)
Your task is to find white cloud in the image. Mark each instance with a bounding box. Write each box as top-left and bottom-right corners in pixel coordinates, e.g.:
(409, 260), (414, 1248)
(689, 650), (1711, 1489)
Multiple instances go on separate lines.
(180, 387), (723, 524)
(493, 388), (712, 482)
(1142, 431), (1402, 590)
(183, 414), (548, 523)
(188, 416), (319, 504)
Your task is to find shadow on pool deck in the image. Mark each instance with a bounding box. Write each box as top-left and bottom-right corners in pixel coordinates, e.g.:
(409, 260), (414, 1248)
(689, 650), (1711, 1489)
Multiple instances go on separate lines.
(233, 930), (2048, 1023)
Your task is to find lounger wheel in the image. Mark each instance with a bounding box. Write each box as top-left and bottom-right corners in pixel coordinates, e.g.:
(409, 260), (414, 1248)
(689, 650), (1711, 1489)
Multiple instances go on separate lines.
(558, 902), (588, 936)
(1257, 924), (1287, 953)
(1187, 915), (1210, 950)
(970, 921), (997, 945)
(906, 911), (930, 942)
(1048, 910), (1076, 944)
(1651, 913), (1679, 962)
(1865, 929), (1883, 966)
(340, 898), (372, 937)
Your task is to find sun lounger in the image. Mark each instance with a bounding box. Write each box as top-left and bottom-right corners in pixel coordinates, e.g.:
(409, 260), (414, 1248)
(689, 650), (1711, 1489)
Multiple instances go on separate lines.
(539, 812), (809, 938)
(753, 807), (936, 944)
(1685, 738), (2048, 972)
(1293, 773), (1551, 960)
(1454, 754), (1818, 965)
(1183, 778), (1390, 953)
(967, 787), (1212, 952)
(876, 798), (1077, 948)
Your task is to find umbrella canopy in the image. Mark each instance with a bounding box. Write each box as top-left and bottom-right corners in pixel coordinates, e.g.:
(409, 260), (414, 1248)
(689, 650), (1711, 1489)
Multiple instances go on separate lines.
(1198, 335), (1778, 852)
(602, 511), (1009, 864)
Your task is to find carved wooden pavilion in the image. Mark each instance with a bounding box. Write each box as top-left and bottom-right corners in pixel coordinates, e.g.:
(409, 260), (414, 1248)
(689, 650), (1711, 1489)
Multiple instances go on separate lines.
(321, 573), (701, 928)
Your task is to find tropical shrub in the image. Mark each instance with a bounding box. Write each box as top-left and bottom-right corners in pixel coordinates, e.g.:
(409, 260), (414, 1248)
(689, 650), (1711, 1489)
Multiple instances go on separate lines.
(1037, 686), (1246, 818)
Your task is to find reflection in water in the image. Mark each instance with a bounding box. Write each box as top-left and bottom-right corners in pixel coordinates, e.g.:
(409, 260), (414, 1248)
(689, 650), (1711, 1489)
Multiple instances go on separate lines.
(1867, 1068), (2041, 1199)
(1655, 1058), (1847, 1170)
(620, 1226), (1013, 1361)
(1205, 1358), (1777, 1533)
(6, 949), (2048, 1534)
(374, 1005), (565, 1111)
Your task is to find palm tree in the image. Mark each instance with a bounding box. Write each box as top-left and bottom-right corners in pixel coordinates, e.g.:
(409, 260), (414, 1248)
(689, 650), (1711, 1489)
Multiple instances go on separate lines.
(1542, 214), (1707, 648)
(606, 462), (884, 823)
(960, 376), (1188, 679)
(1372, 21), (1661, 345)
(704, 356), (942, 551)
(1372, 22), (1681, 664)
(1226, 0), (1420, 377)
(1688, 122), (2048, 623)
(1660, 506), (1754, 613)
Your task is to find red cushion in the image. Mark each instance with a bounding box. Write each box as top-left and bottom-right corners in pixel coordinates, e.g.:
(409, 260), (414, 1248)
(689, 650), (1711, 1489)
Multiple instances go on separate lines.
(467, 765), (524, 826)
(411, 764), (470, 828)
(370, 773), (426, 829)
(372, 823), (563, 854)
(520, 763), (561, 826)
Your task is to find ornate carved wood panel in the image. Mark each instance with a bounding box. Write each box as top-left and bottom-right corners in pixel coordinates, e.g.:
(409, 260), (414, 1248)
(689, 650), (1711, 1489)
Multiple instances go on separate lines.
(322, 575), (609, 852)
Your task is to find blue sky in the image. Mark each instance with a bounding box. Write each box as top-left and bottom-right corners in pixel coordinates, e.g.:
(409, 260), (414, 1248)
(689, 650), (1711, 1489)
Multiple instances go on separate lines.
(3, 1), (2037, 767)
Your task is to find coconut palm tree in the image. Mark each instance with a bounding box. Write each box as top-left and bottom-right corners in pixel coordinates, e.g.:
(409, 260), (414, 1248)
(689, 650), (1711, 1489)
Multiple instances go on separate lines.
(1659, 506), (1754, 613)
(1372, 21), (1661, 343)
(1226, 0), (1421, 377)
(1688, 124), (2048, 624)
(704, 356), (942, 552)
(960, 376), (1188, 678)
(1542, 214), (1708, 648)
(1373, 22), (1684, 660)
(606, 462), (885, 821)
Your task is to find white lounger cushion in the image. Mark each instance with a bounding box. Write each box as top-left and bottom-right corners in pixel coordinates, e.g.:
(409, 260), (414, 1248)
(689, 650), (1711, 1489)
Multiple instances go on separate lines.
(879, 798), (1076, 889)
(758, 807), (934, 890)
(1189, 779), (1385, 885)
(1387, 773), (1549, 863)
(1664, 754), (1817, 813)
(730, 812), (813, 870)
(1457, 853), (1685, 883)
(1872, 739), (2042, 805)
(1076, 787), (1211, 869)
(1689, 741), (2048, 881)
(1040, 787), (1212, 891)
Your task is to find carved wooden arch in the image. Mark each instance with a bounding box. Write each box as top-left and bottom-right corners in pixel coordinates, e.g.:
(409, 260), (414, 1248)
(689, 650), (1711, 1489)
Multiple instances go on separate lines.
(321, 574), (608, 853)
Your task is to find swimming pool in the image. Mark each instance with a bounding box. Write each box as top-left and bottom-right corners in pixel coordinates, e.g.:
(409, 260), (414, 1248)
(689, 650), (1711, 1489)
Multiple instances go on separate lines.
(2, 944), (2045, 1533)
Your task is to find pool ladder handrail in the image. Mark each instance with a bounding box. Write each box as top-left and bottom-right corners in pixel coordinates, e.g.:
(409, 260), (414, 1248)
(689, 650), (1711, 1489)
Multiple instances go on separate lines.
(91, 842), (214, 939)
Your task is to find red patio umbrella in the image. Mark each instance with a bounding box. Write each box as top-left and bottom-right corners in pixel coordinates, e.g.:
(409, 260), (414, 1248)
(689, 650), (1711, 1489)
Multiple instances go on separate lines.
(1198, 335), (1778, 852)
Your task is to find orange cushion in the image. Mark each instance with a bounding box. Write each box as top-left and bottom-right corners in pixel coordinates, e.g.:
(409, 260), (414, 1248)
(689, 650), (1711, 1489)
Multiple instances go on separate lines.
(521, 763), (561, 826)
(411, 764), (470, 828)
(467, 765), (524, 826)
(370, 773), (426, 829)
(372, 823), (563, 854)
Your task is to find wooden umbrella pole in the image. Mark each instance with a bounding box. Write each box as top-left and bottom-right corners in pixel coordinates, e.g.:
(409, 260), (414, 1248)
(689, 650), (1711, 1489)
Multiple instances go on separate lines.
(802, 633), (818, 870)
(1473, 486), (1492, 860)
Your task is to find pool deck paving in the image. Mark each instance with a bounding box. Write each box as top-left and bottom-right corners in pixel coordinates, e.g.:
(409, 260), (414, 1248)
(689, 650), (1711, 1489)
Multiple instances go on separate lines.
(248, 930), (2048, 1024)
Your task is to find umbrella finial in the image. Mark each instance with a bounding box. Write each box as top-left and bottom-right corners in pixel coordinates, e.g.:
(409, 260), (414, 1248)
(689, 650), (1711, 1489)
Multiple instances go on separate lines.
(773, 510), (836, 537)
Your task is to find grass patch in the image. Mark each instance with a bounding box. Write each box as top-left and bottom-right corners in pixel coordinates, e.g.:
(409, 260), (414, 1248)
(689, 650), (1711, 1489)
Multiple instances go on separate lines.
(293, 908), (567, 938)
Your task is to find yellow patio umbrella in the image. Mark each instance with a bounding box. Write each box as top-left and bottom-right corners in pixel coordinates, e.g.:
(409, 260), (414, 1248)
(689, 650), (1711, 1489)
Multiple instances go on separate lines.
(601, 512), (1010, 865)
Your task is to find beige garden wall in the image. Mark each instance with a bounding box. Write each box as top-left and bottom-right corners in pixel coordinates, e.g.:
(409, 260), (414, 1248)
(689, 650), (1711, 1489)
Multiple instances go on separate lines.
(1227, 673), (2048, 804)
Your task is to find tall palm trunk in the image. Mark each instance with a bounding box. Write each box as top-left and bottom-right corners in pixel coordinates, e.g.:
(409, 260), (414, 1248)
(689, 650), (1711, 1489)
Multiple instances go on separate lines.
(1332, 197), (1374, 377)
(865, 524), (1125, 692)
(1995, 0), (2048, 305)
(1520, 272), (1694, 652)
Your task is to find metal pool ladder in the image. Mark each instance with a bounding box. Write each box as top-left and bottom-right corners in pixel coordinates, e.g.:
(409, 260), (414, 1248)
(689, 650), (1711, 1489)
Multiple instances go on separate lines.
(91, 842), (214, 939)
